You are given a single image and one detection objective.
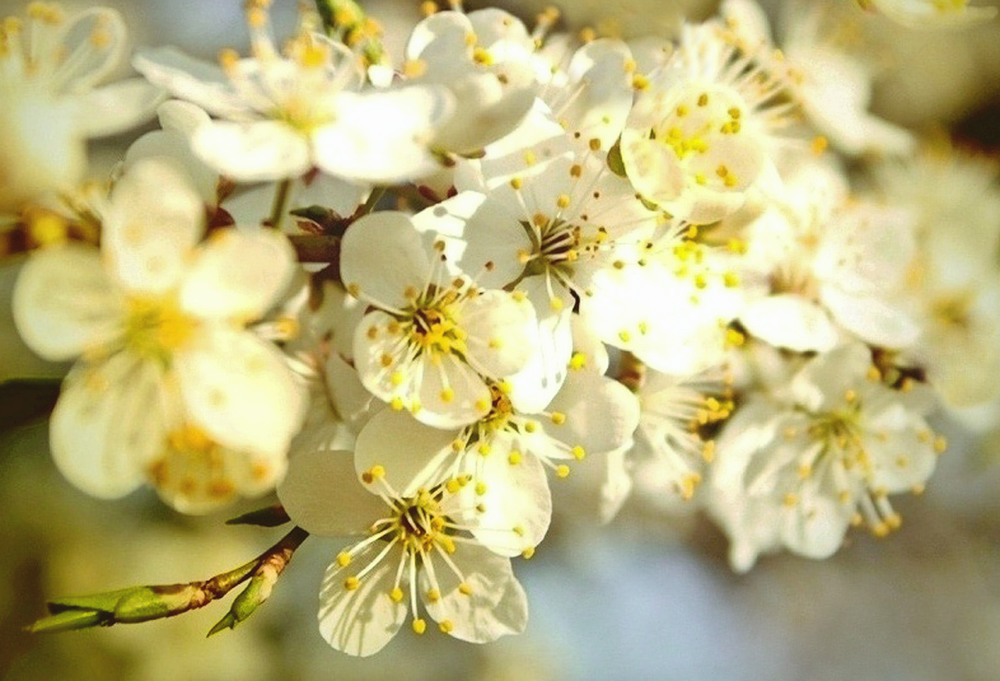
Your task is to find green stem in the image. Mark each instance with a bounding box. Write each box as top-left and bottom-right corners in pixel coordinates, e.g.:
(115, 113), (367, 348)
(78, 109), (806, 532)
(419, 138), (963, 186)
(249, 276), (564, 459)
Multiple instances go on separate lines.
(268, 178), (293, 230)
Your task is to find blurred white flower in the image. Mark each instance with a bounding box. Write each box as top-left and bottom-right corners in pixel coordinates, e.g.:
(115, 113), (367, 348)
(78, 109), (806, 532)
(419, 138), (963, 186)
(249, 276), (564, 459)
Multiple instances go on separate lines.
(12, 159), (303, 504)
(860, 0), (997, 28)
(134, 2), (451, 183)
(0, 3), (161, 211)
(706, 343), (943, 571)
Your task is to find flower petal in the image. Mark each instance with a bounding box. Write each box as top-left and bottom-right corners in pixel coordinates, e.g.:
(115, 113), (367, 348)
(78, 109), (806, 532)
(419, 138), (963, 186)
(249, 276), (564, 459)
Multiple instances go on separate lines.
(13, 245), (123, 361)
(278, 447), (385, 536)
(174, 325), (303, 458)
(340, 212), (430, 311)
(318, 542), (407, 656)
(103, 159), (204, 296)
(354, 409), (458, 497)
(50, 353), (165, 498)
(420, 543), (527, 643)
(191, 120), (312, 182)
(180, 228), (295, 321)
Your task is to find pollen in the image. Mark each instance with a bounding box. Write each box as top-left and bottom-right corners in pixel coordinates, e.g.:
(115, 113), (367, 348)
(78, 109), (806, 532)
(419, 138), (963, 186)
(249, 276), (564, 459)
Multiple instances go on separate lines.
(337, 551), (351, 567)
(390, 587), (404, 602)
(412, 618), (427, 634)
(343, 576), (360, 591)
(556, 464), (570, 478)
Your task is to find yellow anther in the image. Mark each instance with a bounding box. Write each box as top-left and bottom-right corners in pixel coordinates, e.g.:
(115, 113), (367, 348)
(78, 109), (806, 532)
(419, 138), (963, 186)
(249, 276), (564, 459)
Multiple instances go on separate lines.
(446, 478), (461, 493)
(439, 620), (454, 633)
(475, 481), (487, 495)
(472, 46), (492, 65)
(523, 421), (538, 433)
(697, 92), (709, 107)
(390, 587), (404, 602)
(550, 411), (566, 425)
(589, 138), (601, 151)
(508, 451), (523, 465)
(872, 523), (890, 538)
(618, 330), (632, 343)
(344, 576), (360, 591)
(477, 443), (491, 456)
(632, 74), (650, 90)
(522, 547), (535, 559)
(933, 436), (947, 454)
(390, 371), (404, 386)
(844, 389), (857, 403)
(390, 397), (405, 411)
(885, 513), (902, 530)
(369, 464), (385, 480)
(336, 551), (351, 567)
(572, 445), (586, 460)
(556, 193), (571, 209)
(556, 464), (570, 478)
(440, 387), (455, 403)
(569, 352), (587, 370)
(723, 272), (740, 287)
(403, 58), (428, 78)
(425, 589), (440, 603)
(524, 151), (537, 166)
(420, 1), (439, 16)
(782, 492), (798, 507)
(458, 582), (473, 596)
(811, 136), (828, 155)
(412, 618), (427, 634)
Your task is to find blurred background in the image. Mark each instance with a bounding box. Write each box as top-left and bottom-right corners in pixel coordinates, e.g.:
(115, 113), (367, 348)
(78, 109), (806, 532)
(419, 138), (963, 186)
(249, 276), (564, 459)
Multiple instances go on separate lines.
(2, 0), (1000, 679)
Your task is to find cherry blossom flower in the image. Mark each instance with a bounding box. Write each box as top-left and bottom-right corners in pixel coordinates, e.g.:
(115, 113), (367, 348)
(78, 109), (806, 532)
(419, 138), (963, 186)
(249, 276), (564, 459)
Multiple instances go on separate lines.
(706, 343), (943, 571)
(340, 208), (537, 429)
(0, 2), (160, 211)
(278, 448), (531, 656)
(13, 159), (303, 504)
(134, 2), (451, 184)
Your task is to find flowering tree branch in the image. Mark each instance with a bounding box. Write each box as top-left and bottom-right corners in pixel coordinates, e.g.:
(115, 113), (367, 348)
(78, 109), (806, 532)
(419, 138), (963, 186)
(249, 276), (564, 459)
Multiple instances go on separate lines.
(29, 526), (309, 636)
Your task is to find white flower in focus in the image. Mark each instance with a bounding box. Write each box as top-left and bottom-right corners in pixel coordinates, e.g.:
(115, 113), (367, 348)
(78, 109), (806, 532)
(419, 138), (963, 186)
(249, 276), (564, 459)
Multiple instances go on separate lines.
(619, 18), (793, 223)
(706, 343), (943, 572)
(134, 2), (451, 183)
(340, 209), (537, 429)
(859, 0), (997, 28)
(278, 449), (531, 656)
(0, 3), (161, 211)
(13, 160), (303, 504)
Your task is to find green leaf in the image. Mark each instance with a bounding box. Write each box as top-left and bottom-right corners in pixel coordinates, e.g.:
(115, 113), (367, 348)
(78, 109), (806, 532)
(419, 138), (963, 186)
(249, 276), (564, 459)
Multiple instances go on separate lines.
(29, 609), (111, 633)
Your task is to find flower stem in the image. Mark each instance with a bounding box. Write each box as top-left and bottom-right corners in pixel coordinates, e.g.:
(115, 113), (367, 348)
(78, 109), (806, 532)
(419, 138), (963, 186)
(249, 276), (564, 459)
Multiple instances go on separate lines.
(268, 178), (293, 230)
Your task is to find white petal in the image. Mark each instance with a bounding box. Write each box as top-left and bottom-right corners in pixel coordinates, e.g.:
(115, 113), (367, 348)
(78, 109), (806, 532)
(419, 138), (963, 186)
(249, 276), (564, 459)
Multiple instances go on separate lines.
(461, 289), (537, 378)
(13, 245), (123, 361)
(318, 543), (407, 656)
(414, 353), (493, 428)
(124, 129), (218, 205)
(277, 447), (385, 536)
(133, 47), (247, 119)
(340, 212), (430, 311)
(312, 86), (452, 184)
(421, 543), (527, 643)
(180, 228), (295, 321)
(740, 294), (839, 353)
(192, 120), (311, 182)
(820, 286), (920, 349)
(502, 278), (573, 414)
(542, 371), (640, 455)
(354, 409), (458, 497)
(76, 78), (163, 138)
(103, 159), (204, 296)
(50, 354), (165, 498)
(467, 434), (552, 556)
(411, 191), (530, 290)
(175, 326), (303, 458)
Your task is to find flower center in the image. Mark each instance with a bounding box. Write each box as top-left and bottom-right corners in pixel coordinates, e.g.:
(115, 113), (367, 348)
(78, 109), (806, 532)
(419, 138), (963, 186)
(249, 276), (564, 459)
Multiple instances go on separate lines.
(405, 291), (468, 358)
(124, 296), (197, 365)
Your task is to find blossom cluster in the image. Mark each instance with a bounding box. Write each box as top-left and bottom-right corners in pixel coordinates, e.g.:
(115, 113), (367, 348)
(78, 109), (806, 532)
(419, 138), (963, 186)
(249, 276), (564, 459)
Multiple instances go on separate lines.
(4, 0), (1000, 657)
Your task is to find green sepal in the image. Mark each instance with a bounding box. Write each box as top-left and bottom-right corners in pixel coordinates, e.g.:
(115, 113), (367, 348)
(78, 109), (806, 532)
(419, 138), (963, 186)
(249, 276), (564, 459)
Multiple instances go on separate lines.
(226, 504), (291, 528)
(606, 139), (627, 177)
